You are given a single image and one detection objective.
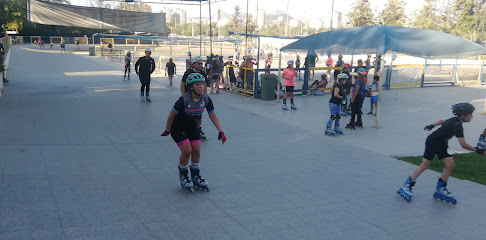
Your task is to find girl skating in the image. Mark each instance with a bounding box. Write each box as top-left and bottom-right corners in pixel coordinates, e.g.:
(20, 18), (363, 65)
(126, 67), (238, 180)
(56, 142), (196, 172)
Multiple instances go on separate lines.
(161, 73), (226, 192)
(397, 103), (484, 204)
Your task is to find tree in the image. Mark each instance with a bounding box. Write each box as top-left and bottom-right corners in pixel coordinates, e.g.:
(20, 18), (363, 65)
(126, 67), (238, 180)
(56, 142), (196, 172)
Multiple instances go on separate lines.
(348, 0), (375, 27)
(451, 0), (482, 40)
(1, 0), (27, 32)
(380, 0), (407, 26)
(412, 0), (440, 30)
(228, 5), (243, 33)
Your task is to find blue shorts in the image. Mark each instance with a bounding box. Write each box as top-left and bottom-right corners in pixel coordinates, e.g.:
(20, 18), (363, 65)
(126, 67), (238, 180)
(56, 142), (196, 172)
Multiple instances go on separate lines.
(371, 95), (378, 104)
(329, 103), (341, 115)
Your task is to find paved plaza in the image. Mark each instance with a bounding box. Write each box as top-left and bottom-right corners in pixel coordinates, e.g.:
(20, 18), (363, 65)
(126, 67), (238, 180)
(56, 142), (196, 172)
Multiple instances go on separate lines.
(1, 45), (486, 239)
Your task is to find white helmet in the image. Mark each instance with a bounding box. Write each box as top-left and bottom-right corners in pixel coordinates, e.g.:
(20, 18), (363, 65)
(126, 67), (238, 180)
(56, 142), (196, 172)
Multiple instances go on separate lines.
(287, 60), (294, 65)
(192, 56), (203, 63)
(145, 48), (151, 53)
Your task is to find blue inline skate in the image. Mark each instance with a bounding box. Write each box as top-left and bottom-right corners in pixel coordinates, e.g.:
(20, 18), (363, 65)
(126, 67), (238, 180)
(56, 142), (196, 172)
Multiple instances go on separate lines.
(179, 167), (194, 193)
(334, 126), (344, 136)
(291, 103), (297, 110)
(477, 134), (485, 149)
(282, 103), (288, 111)
(433, 178), (457, 204)
(397, 176), (415, 202)
(325, 124), (336, 137)
(190, 167), (210, 192)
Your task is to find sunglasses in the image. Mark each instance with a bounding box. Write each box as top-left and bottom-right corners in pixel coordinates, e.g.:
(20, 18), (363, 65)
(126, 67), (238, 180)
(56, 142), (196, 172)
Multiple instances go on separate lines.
(196, 62), (203, 65)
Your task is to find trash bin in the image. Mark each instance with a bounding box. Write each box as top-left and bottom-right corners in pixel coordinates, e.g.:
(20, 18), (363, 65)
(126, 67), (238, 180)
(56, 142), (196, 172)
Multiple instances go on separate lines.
(260, 74), (277, 101)
(88, 47), (95, 56)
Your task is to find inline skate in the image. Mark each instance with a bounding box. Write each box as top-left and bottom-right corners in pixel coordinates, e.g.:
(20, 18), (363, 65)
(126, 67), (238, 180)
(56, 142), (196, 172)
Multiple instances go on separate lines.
(334, 124), (344, 136)
(190, 167), (210, 191)
(179, 167), (194, 193)
(433, 179), (457, 204)
(325, 124), (336, 136)
(345, 119), (355, 129)
(291, 103), (297, 110)
(477, 134), (486, 149)
(397, 176), (415, 202)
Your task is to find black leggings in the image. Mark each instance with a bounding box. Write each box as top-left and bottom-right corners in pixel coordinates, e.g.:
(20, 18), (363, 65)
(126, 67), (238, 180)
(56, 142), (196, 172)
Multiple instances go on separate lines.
(350, 94), (364, 121)
(140, 77), (150, 94)
(125, 66), (130, 76)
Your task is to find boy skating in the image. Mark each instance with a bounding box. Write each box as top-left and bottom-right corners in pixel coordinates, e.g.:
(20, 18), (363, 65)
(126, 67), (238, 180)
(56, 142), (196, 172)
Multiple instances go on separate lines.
(397, 103), (485, 204)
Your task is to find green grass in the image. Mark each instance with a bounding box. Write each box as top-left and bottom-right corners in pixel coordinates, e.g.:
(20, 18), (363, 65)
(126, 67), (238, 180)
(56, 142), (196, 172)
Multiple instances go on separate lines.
(396, 153), (486, 185)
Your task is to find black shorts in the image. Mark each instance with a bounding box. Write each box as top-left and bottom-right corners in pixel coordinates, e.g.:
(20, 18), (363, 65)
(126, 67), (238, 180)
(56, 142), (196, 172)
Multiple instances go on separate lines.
(423, 143), (451, 160)
(171, 124), (200, 144)
(212, 74), (219, 81)
(285, 86), (294, 92)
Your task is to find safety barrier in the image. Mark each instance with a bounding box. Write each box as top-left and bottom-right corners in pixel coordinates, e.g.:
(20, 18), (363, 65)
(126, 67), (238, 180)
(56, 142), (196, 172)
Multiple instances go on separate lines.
(224, 65), (255, 97)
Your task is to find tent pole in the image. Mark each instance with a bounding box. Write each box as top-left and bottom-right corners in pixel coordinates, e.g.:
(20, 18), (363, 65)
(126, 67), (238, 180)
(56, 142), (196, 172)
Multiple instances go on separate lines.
(209, 0), (213, 57)
(387, 53), (394, 90)
(255, 36), (261, 99)
(199, 1), (202, 56)
(374, 52), (384, 129)
(452, 58), (458, 86)
(420, 57), (427, 88)
(276, 50), (282, 103)
(479, 55), (485, 85)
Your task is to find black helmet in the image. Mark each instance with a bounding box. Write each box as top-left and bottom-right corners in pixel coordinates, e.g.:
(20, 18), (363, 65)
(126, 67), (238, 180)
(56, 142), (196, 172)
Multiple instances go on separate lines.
(452, 103), (475, 116)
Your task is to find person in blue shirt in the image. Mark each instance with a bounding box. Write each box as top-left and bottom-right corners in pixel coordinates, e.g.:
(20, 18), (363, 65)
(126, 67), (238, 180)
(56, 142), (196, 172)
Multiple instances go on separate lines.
(345, 68), (367, 129)
(333, 55), (344, 80)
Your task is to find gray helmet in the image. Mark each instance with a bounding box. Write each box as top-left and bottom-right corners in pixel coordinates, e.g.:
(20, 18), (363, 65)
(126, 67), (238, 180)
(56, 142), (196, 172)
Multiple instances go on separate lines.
(452, 103), (475, 116)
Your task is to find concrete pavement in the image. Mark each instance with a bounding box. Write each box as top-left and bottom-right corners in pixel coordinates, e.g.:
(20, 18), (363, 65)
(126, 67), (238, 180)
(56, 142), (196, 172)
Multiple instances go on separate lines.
(1, 45), (486, 239)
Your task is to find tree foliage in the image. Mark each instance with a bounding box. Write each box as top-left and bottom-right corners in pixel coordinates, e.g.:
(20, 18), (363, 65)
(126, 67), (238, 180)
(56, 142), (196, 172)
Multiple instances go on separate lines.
(348, 0), (375, 27)
(412, 0), (440, 30)
(380, 0), (407, 26)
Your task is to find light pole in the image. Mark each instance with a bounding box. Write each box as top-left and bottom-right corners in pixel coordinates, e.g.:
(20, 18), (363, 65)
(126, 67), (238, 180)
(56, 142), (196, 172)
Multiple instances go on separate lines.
(330, 0), (335, 30)
(285, 0), (290, 36)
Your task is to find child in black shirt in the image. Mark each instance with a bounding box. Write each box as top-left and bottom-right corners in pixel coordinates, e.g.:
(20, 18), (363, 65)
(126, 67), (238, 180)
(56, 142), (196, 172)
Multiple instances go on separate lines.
(397, 103), (484, 204)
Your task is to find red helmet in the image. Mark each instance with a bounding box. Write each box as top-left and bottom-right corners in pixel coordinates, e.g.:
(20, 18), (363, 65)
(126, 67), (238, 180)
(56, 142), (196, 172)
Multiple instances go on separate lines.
(342, 63), (350, 68)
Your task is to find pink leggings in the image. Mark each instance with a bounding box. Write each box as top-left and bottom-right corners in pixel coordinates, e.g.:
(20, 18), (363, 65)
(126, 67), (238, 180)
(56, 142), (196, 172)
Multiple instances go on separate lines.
(177, 139), (201, 147)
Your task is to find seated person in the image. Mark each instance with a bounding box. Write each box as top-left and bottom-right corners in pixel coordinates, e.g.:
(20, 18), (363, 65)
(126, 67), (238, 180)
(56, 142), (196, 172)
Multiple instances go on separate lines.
(311, 74), (329, 89)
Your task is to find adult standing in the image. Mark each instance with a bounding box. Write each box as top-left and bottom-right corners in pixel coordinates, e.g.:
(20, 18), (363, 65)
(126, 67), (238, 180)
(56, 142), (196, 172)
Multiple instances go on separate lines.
(234, 46), (240, 62)
(185, 51), (192, 71)
(135, 49), (156, 102)
(308, 50), (319, 80)
(345, 69), (367, 129)
(181, 56), (209, 140)
(166, 58), (176, 86)
(124, 51), (132, 80)
(224, 56), (237, 87)
(374, 54), (386, 75)
(364, 54), (372, 72)
(295, 55), (301, 80)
